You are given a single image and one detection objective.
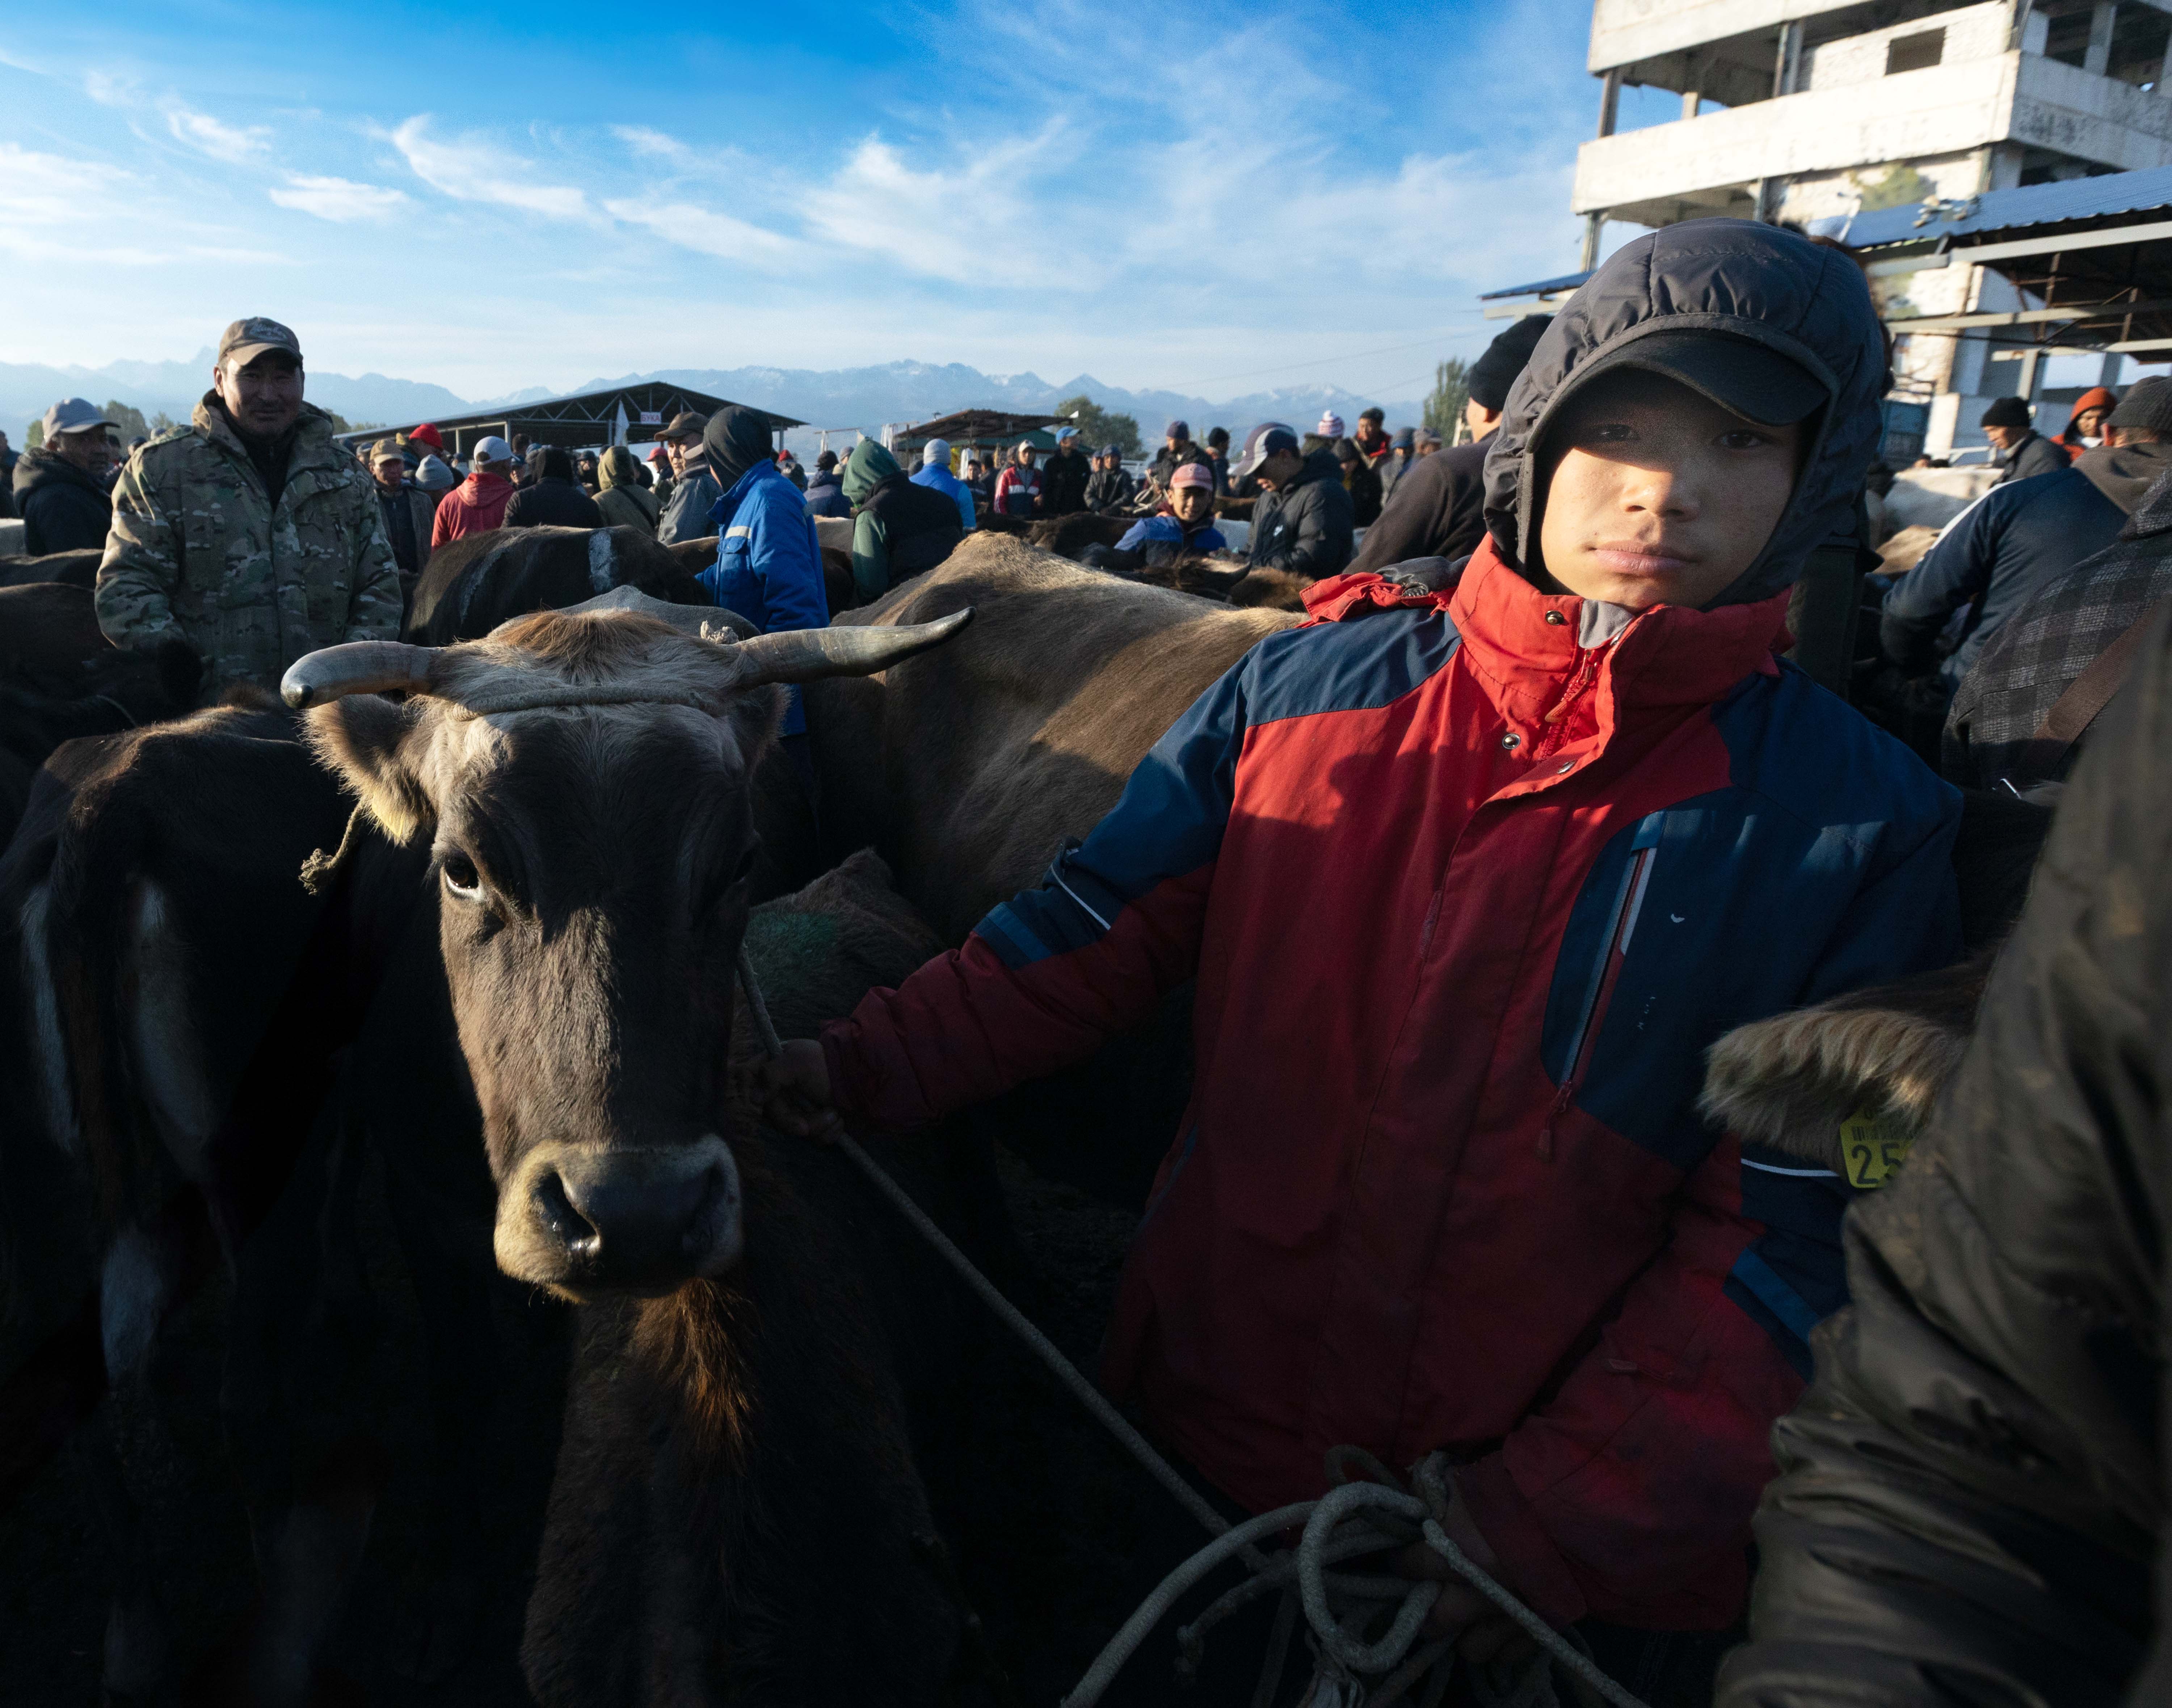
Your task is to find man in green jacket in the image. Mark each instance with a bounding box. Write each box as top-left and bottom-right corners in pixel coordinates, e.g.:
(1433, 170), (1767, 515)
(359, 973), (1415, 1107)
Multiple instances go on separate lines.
(841, 438), (963, 605)
(96, 316), (402, 692)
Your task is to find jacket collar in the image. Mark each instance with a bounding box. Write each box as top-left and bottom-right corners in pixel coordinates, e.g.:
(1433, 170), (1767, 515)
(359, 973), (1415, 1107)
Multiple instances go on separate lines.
(1448, 539), (1787, 741)
(460, 470), (513, 501)
(190, 393), (343, 476)
(1306, 537), (1788, 746)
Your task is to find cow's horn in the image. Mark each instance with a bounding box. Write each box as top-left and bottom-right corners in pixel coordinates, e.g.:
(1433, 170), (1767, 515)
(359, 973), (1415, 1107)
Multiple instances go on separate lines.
(731, 608), (975, 686)
(560, 585), (759, 642)
(282, 641), (439, 709)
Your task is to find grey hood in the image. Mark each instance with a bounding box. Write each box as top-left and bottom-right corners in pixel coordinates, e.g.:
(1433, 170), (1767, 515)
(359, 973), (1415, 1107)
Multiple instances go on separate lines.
(1483, 218), (1889, 608)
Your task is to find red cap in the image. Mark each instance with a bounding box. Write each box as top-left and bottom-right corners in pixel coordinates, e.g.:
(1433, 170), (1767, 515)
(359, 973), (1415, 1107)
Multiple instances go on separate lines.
(409, 422), (444, 452)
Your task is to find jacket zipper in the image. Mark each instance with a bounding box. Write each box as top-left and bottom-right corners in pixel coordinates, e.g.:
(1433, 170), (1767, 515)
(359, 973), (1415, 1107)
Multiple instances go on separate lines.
(1539, 822), (1659, 1161)
(1533, 646), (1604, 760)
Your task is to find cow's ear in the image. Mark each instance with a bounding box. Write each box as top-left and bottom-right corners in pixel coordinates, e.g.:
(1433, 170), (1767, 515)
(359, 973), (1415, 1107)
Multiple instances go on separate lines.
(304, 696), (435, 843)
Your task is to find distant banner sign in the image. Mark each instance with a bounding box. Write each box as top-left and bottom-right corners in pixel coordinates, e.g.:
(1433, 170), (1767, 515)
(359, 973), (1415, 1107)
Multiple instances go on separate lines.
(639, 410), (663, 424)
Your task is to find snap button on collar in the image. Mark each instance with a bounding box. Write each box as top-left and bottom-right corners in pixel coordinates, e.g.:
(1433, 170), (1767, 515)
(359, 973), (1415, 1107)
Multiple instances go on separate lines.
(1544, 610), (1566, 625)
(1500, 732), (1520, 751)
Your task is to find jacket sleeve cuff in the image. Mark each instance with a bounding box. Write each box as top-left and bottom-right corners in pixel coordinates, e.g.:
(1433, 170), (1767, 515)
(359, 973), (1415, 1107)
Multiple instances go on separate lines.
(1456, 1456), (1590, 1629)
(818, 1014), (932, 1135)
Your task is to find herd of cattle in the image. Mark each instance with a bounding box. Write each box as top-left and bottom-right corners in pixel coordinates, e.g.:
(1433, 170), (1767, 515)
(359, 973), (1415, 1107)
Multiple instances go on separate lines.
(0, 515), (2052, 1703)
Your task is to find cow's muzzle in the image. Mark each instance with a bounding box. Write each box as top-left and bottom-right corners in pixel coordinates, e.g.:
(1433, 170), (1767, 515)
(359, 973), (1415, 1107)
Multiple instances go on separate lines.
(494, 1136), (744, 1296)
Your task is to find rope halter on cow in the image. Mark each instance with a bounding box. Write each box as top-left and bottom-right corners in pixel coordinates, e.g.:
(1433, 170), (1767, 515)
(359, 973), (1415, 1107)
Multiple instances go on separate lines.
(730, 952), (1650, 1708)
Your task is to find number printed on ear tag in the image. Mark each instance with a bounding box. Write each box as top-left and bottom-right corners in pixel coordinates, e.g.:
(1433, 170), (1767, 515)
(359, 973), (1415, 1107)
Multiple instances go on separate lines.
(1839, 1107), (1915, 1190)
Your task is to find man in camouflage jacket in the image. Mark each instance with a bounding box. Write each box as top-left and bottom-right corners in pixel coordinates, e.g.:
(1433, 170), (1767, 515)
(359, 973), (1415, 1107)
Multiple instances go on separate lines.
(96, 317), (401, 692)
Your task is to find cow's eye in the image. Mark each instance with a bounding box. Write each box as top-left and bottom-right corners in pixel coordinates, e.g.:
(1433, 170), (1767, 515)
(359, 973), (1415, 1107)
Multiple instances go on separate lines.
(730, 843), (759, 886)
(442, 852), (484, 900)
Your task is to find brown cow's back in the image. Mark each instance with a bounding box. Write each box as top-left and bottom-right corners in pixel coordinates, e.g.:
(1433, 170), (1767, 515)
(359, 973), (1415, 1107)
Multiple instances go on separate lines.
(807, 532), (1293, 942)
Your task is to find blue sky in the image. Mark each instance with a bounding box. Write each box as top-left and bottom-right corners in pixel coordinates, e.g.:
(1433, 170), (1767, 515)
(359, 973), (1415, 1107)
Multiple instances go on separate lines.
(0, 0), (1608, 404)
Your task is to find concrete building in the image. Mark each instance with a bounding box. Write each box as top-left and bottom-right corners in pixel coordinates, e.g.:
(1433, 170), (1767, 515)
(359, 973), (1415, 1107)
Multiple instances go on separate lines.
(1574, 0), (2172, 452)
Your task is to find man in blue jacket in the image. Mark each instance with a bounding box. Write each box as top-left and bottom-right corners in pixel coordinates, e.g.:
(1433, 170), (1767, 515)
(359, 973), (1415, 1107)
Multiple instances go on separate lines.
(909, 437), (977, 532)
(1883, 380), (2172, 689)
(696, 405), (830, 784)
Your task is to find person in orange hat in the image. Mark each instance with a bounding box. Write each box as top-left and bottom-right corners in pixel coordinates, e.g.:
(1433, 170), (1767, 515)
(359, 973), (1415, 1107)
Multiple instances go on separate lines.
(2058, 384), (2118, 461)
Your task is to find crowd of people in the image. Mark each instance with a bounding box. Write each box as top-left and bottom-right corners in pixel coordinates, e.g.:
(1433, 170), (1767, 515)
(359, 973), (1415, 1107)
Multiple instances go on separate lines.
(17, 232), (2172, 1704)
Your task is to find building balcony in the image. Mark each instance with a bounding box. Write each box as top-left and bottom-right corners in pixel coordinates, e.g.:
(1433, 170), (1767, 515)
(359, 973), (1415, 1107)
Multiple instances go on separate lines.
(1574, 45), (2172, 224)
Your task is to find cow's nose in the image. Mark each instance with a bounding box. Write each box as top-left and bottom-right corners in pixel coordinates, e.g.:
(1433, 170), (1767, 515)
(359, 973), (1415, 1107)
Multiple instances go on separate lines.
(497, 1138), (744, 1295)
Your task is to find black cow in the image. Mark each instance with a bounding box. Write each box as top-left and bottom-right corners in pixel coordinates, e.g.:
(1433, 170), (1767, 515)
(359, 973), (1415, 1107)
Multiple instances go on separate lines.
(404, 525), (710, 645)
(0, 548), (101, 590)
(0, 583), (202, 847)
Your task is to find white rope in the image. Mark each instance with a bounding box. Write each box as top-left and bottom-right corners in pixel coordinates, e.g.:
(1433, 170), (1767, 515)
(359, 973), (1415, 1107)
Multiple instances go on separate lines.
(733, 948), (1649, 1708)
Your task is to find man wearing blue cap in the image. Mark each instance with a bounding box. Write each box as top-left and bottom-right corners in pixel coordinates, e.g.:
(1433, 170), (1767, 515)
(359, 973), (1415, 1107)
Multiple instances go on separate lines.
(1042, 424), (1093, 517)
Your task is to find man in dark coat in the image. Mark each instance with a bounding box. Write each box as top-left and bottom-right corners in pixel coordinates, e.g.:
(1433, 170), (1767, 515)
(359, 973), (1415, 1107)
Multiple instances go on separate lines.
(1084, 444), (1135, 512)
(1148, 418), (1207, 494)
(1718, 593), (2172, 1708)
(1348, 316), (1551, 576)
(804, 449), (852, 518)
(368, 437), (437, 594)
(502, 445), (606, 529)
(1943, 461), (2172, 791)
(14, 398), (118, 555)
(1230, 422), (1353, 579)
(1336, 437), (1383, 527)
(1982, 394), (2069, 484)
(1883, 379), (2172, 688)
(657, 411), (720, 544)
(1041, 426), (1093, 516)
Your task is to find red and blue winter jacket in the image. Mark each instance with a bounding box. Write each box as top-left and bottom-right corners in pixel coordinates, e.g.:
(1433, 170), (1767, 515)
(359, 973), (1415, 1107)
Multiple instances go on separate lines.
(822, 540), (1964, 1629)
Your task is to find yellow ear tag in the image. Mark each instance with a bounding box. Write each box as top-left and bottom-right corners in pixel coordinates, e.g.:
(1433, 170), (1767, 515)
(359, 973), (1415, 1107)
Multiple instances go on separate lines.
(1839, 1107), (1914, 1190)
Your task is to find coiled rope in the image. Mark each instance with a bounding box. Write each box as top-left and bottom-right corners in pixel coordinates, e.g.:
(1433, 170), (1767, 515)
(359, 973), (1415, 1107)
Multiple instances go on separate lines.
(735, 949), (1648, 1708)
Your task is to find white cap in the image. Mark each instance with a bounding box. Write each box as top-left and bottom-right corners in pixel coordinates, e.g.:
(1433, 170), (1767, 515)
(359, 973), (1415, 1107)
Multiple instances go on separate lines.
(922, 437), (951, 467)
(472, 435), (514, 464)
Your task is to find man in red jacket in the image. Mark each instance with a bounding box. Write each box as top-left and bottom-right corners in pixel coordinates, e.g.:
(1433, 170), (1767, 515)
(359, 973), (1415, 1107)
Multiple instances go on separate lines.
(428, 434), (517, 549)
(767, 222), (1959, 1700)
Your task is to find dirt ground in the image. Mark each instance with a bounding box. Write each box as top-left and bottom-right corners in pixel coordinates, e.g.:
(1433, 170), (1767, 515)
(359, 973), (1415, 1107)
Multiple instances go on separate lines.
(0, 1138), (1173, 1706)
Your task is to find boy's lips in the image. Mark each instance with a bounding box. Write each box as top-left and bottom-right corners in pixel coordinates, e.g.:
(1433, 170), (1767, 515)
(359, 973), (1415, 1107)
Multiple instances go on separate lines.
(1591, 543), (1695, 576)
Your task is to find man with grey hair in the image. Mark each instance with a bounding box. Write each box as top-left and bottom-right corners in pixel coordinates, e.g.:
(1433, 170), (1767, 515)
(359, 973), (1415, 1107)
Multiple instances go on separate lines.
(98, 317), (401, 691)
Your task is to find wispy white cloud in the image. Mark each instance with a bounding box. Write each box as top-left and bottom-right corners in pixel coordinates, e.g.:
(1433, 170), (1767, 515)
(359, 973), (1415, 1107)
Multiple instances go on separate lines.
(269, 174), (410, 222)
(161, 101), (269, 162)
(600, 197), (799, 264)
(0, 142), (133, 224)
(799, 126), (1091, 288)
(613, 125), (691, 162)
(386, 115), (594, 220)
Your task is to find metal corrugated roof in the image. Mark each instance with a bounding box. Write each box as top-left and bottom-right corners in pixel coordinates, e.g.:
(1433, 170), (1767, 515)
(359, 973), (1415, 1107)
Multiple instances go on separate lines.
(1478, 269), (1592, 300)
(1832, 164), (2172, 252)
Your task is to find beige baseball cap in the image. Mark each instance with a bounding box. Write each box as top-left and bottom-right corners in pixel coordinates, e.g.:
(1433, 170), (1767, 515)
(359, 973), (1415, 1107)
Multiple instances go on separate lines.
(218, 316), (303, 368)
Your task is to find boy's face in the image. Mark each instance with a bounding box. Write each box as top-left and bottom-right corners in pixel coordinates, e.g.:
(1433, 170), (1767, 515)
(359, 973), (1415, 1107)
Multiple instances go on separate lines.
(1536, 368), (1804, 612)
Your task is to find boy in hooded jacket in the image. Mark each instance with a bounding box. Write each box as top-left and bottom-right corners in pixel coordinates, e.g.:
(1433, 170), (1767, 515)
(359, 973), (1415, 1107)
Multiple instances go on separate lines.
(764, 222), (1961, 1693)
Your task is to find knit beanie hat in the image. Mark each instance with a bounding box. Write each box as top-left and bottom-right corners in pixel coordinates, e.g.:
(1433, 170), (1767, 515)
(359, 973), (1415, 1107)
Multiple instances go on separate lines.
(1467, 316), (1554, 412)
(2108, 378), (2172, 435)
(1981, 396), (2033, 429)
